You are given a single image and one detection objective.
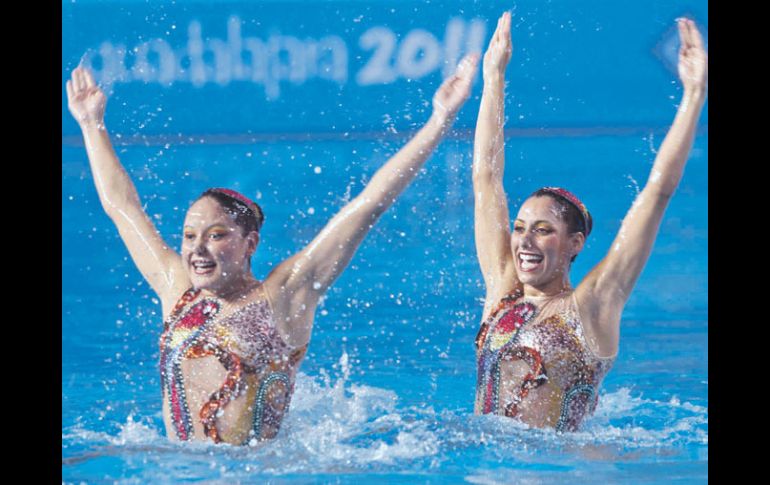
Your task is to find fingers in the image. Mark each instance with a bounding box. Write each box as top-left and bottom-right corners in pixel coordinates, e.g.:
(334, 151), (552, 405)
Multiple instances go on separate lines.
(494, 12), (511, 44)
(686, 19), (705, 51)
(457, 53), (480, 79)
(499, 12), (512, 51)
(677, 18), (692, 51)
(677, 18), (705, 53)
(66, 79), (74, 101)
(69, 69), (78, 94)
(73, 69), (82, 92)
(71, 66), (98, 93)
(83, 68), (96, 88)
(72, 68), (84, 92)
(441, 76), (458, 94)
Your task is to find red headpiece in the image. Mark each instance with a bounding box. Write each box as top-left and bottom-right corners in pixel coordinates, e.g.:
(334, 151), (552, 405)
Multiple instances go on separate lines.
(535, 187), (592, 237)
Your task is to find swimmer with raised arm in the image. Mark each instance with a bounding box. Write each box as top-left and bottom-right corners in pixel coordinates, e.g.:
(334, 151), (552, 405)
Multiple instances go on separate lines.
(472, 13), (706, 431)
(66, 53), (479, 445)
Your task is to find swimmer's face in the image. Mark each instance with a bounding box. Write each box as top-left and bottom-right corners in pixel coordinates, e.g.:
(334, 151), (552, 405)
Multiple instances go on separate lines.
(181, 197), (258, 293)
(511, 196), (583, 289)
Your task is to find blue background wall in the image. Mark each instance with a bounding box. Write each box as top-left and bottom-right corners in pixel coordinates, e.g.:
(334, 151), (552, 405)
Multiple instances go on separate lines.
(62, 0), (707, 139)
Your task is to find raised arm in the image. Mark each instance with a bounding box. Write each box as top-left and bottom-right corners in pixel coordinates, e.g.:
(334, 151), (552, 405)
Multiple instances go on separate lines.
(266, 54), (479, 346)
(473, 12), (518, 318)
(577, 19), (707, 346)
(66, 67), (188, 308)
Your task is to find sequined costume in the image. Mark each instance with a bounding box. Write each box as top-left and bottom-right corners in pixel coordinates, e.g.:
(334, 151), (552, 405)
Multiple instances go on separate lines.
(159, 287), (306, 444)
(475, 289), (615, 432)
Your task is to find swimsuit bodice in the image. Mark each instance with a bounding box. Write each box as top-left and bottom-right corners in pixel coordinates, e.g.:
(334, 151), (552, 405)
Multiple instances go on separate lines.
(159, 287), (306, 444)
(475, 289), (615, 431)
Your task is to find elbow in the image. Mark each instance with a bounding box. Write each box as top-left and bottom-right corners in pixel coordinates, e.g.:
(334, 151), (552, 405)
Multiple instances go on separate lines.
(644, 185), (676, 202)
(471, 167), (495, 186)
(351, 195), (386, 223)
(100, 193), (139, 220)
(99, 196), (121, 219)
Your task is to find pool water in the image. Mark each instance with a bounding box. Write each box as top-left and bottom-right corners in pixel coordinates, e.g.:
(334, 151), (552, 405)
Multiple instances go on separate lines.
(62, 132), (707, 483)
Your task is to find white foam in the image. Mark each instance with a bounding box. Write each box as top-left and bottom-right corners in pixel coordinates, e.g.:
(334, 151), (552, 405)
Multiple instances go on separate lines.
(63, 370), (707, 475)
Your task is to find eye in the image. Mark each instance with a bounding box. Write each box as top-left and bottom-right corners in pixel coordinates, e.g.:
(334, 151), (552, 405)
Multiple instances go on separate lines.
(209, 232), (226, 240)
(535, 227), (552, 234)
(513, 225), (525, 233)
(183, 233), (195, 240)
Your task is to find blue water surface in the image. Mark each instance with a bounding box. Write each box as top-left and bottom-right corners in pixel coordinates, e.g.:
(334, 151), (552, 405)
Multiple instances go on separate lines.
(62, 131), (707, 483)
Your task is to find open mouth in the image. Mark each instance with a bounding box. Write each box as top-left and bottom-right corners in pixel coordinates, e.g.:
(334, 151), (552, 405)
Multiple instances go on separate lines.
(518, 253), (544, 272)
(191, 260), (216, 275)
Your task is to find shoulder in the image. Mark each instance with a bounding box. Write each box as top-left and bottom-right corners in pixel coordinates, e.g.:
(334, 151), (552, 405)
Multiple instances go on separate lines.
(262, 253), (319, 315)
(161, 286), (199, 321)
(482, 282), (522, 321)
(258, 275), (312, 345)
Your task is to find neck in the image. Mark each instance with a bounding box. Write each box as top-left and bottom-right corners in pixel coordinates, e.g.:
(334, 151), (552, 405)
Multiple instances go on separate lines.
(207, 273), (259, 302)
(522, 276), (572, 299)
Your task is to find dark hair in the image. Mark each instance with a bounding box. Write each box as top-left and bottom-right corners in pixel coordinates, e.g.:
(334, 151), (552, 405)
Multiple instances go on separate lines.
(531, 189), (590, 263)
(196, 189), (265, 236)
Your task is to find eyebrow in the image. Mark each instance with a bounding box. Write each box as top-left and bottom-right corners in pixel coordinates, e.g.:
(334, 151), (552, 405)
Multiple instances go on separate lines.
(514, 219), (554, 225)
(183, 223), (231, 231)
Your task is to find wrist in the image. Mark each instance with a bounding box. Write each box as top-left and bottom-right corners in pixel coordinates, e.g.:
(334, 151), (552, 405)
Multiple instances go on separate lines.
(683, 85), (707, 100)
(483, 71), (506, 87)
(429, 110), (455, 131)
(78, 118), (106, 132)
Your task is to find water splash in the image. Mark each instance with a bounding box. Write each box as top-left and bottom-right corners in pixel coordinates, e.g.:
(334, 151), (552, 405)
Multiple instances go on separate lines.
(63, 358), (706, 480)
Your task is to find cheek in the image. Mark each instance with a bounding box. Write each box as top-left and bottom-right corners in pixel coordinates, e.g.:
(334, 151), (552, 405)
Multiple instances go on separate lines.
(217, 240), (245, 259)
(541, 237), (562, 254)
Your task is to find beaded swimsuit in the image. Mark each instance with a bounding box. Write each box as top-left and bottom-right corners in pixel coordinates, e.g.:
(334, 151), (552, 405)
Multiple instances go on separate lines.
(159, 287), (307, 444)
(475, 289), (615, 432)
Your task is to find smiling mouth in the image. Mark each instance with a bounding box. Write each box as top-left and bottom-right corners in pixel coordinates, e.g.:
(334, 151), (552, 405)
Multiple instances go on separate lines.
(518, 253), (544, 272)
(191, 260), (216, 275)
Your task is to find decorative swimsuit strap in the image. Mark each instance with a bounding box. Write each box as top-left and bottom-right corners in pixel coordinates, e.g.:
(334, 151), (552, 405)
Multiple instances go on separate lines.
(196, 343), (308, 445)
(171, 288), (201, 318)
(479, 289), (548, 416)
(502, 346), (549, 418)
(475, 287), (524, 350)
(161, 290), (221, 441)
(245, 344), (308, 445)
(193, 345), (252, 444)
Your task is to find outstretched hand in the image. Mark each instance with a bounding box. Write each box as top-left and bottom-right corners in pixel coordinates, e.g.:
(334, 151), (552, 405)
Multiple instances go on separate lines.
(483, 11), (512, 82)
(677, 18), (707, 93)
(432, 53), (480, 123)
(66, 67), (107, 127)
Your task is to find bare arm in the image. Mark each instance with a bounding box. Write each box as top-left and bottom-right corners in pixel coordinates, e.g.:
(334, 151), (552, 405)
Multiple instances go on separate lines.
(577, 19), (708, 348)
(266, 55), (479, 346)
(67, 68), (189, 308)
(473, 12), (518, 319)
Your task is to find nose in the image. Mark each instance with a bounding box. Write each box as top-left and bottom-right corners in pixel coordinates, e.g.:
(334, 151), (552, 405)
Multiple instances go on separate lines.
(519, 230), (534, 249)
(192, 236), (208, 256)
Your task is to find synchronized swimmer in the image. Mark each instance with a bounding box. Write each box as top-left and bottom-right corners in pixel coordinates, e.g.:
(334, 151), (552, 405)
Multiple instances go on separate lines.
(471, 13), (706, 430)
(66, 11), (706, 443)
(67, 53), (479, 445)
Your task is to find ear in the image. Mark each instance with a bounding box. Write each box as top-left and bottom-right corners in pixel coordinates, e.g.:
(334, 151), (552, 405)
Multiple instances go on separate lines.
(570, 232), (585, 259)
(246, 231), (260, 256)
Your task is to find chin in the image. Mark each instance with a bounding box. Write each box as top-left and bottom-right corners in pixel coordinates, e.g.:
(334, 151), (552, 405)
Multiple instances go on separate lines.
(189, 274), (221, 291)
(519, 276), (541, 288)
(517, 270), (550, 288)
